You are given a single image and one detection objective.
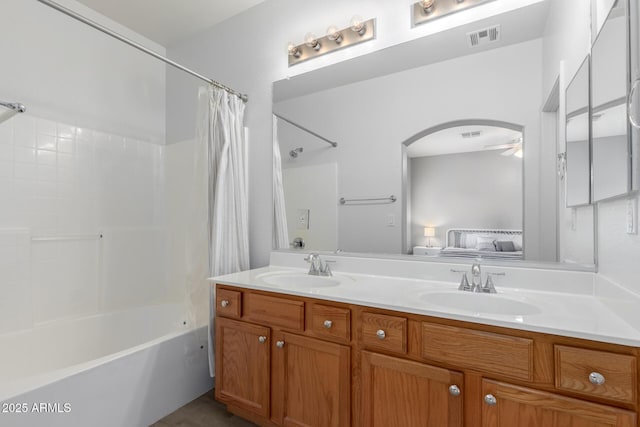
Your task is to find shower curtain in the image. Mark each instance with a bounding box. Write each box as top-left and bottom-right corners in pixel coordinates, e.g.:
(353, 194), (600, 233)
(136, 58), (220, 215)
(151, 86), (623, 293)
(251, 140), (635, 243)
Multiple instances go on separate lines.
(273, 117), (290, 249)
(198, 85), (249, 377)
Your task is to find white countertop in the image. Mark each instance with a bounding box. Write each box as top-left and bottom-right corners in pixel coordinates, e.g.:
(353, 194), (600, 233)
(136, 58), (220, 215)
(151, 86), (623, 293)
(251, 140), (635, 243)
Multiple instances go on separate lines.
(210, 254), (640, 348)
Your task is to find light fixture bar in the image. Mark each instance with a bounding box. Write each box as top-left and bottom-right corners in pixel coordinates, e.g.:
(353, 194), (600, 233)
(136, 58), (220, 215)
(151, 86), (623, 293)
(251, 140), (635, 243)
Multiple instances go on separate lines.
(288, 18), (376, 67)
(412, 0), (496, 27)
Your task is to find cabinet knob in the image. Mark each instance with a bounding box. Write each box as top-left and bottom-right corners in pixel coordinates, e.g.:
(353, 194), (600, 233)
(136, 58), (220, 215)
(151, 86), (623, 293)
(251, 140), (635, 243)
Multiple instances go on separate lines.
(376, 329), (386, 340)
(220, 300), (230, 308)
(258, 336), (267, 344)
(323, 320), (333, 329)
(589, 372), (606, 385)
(448, 385), (461, 396)
(276, 340), (285, 348)
(484, 394), (497, 406)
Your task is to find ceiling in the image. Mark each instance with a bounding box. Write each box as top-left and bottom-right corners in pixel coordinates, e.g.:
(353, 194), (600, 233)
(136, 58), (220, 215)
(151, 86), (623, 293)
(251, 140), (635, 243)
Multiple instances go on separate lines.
(407, 125), (523, 158)
(74, 0), (265, 46)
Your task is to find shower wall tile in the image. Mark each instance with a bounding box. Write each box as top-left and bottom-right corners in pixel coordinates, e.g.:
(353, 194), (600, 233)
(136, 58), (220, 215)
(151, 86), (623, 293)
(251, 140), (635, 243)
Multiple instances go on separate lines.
(33, 240), (100, 323)
(0, 113), (168, 328)
(0, 229), (32, 334)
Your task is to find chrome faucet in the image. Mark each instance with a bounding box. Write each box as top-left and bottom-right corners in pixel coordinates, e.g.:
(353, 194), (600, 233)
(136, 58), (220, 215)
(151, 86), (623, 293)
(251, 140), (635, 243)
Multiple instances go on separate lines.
(471, 263), (482, 291)
(451, 263), (503, 293)
(304, 253), (334, 276)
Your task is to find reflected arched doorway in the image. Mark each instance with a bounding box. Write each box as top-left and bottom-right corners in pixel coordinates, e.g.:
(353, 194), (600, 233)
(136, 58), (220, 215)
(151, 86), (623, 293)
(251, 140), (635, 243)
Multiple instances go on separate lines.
(401, 119), (525, 260)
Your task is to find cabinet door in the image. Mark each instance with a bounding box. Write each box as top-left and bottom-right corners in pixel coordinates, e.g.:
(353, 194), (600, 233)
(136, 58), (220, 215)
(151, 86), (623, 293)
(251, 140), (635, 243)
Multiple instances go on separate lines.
(272, 332), (350, 427)
(482, 380), (636, 427)
(215, 317), (270, 418)
(361, 351), (463, 427)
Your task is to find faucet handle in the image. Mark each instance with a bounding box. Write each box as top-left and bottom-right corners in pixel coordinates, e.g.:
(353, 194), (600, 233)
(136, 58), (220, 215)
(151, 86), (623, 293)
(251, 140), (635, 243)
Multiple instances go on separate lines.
(481, 273), (503, 293)
(455, 272), (471, 291)
(320, 260), (335, 276)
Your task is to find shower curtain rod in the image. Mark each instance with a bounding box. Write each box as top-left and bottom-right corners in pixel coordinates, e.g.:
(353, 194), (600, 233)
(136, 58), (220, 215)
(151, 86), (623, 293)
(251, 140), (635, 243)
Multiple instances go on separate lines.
(35, 0), (248, 103)
(274, 114), (338, 148)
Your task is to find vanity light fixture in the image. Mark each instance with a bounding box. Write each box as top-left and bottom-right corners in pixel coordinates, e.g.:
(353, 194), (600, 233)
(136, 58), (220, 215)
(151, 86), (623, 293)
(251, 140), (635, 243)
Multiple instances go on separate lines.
(287, 16), (376, 66)
(420, 0), (435, 14)
(350, 15), (367, 35)
(287, 42), (301, 58)
(304, 32), (321, 51)
(412, 0), (496, 27)
(326, 25), (343, 43)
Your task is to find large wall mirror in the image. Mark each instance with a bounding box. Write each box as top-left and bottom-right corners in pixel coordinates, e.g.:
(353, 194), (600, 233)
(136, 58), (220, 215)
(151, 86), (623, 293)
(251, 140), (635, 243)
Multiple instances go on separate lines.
(591, 0), (631, 202)
(565, 56), (591, 207)
(272, 0), (596, 268)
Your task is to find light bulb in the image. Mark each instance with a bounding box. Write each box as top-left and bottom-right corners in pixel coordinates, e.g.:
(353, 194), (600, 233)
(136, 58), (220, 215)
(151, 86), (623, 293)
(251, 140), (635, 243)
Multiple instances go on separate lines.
(350, 15), (366, 35)
(421, 0), (435, 13)
(326, 25), (343, 43)
(304, 32), (320, 50)
(287, 42), (300, 58)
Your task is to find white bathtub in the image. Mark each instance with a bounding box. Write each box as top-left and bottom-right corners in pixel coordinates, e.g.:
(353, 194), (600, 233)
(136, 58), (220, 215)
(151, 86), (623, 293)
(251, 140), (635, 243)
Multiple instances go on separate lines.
(0, 304), (213, 427)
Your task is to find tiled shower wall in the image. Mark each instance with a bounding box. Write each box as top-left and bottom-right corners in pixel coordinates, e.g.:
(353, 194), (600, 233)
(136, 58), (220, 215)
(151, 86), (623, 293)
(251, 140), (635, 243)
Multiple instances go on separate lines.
(0, 114), (169, 334)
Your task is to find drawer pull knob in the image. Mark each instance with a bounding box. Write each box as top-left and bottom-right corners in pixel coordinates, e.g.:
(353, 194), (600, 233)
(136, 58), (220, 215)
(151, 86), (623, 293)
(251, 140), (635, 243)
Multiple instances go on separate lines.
(449, 385), (461, 396)
(376, 329), (386, 340)
(258, 336), (267, 344)
(220, 300), (230, 308)
(323, 320), (333, 329)
(589, 372), (606, 385)
(276, 340), (285, 349)
(484, 394), (497, 406)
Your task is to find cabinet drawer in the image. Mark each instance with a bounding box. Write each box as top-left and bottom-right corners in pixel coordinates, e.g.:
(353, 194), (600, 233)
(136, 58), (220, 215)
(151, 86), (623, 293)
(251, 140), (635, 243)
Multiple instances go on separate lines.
(216, 288), (242, 319)
(244, 293), (304, 331)
(555, 345), (637, 404)
(422, 322), (533, 381)
(362, 312), (407, 354)
(308, 303), (351, 342)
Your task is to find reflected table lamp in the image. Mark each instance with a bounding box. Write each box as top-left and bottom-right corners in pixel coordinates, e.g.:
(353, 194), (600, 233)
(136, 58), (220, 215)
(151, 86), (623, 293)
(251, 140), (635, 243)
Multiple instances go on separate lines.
(424, 227), (435, 247)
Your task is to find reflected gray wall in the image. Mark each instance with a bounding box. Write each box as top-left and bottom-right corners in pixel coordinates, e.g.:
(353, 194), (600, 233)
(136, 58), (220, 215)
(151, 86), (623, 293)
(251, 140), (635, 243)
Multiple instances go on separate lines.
(410, 151), (523, 248)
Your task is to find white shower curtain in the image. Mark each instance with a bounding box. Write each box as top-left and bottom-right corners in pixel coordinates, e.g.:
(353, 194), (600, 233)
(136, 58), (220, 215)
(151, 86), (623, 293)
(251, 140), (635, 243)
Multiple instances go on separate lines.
(273, 116), (290, 249)
(199, 85), (249, 377)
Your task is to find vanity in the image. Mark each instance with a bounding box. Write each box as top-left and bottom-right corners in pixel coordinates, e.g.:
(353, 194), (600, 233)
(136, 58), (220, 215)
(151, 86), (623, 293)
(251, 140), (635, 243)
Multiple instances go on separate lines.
(212, 254), (640, 427)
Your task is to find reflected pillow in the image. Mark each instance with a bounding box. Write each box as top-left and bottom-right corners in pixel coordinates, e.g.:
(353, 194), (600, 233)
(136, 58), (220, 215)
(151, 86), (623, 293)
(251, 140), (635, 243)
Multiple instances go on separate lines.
(512, 234), (523, 251)
(475, 236), (497, 251)
(496, 241), (516, 252)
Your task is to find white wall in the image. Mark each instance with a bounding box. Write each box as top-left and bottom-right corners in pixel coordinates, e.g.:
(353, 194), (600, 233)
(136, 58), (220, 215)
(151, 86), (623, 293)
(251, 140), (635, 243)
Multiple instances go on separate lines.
(167, 0), (547, 267)
(542, 0), (595, 266)
(0, 0), (175, 334)
(274, 39), (542, 256)
(410, 151), (523, 248)
(0, 0), (166, 143)
(543, 0), (640, 288)
(283, 164), (338, 252)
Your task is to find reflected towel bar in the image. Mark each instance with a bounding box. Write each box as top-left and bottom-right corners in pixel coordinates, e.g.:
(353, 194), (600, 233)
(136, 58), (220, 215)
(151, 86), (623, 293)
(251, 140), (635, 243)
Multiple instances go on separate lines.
(339, 195), (396, 205)
(31, 234), (103, 242)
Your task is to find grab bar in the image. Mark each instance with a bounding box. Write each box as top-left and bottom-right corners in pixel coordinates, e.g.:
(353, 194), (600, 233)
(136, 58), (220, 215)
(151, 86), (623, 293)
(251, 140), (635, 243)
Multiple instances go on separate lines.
(31, 234), (103, 242)
(339, 195), (397, 205)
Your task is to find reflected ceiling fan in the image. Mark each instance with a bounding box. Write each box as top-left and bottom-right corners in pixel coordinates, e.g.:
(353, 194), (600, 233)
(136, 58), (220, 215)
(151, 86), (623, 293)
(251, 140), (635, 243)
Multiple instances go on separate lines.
(484, 137), (523, 158)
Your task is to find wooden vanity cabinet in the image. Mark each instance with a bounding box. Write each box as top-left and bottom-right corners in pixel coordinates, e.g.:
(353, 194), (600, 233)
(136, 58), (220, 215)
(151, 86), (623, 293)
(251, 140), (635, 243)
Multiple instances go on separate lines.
(215, 316), (271, 418)
(272, 331), (350, 426)
(215, 285), (640, 427)
(215, 285), (351, 427)
(481, 380), (636, 427)
(361, 350), (463, 427)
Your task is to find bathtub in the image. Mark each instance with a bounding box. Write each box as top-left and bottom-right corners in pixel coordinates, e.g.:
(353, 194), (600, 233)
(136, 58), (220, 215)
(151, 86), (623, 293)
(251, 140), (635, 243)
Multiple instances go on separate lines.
(0, 304), (213, 427)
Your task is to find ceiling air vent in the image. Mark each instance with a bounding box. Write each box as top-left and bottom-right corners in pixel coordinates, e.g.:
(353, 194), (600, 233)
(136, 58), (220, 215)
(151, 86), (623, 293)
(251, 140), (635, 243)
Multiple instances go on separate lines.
(461, 131), (482, 138)
(467, 25), (501, 47)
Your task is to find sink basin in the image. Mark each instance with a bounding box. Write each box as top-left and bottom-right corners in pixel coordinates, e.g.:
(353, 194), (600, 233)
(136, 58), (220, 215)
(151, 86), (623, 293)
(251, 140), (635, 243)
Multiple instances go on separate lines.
(258, 273), (341, 289)
(420, 291), (541, 316)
